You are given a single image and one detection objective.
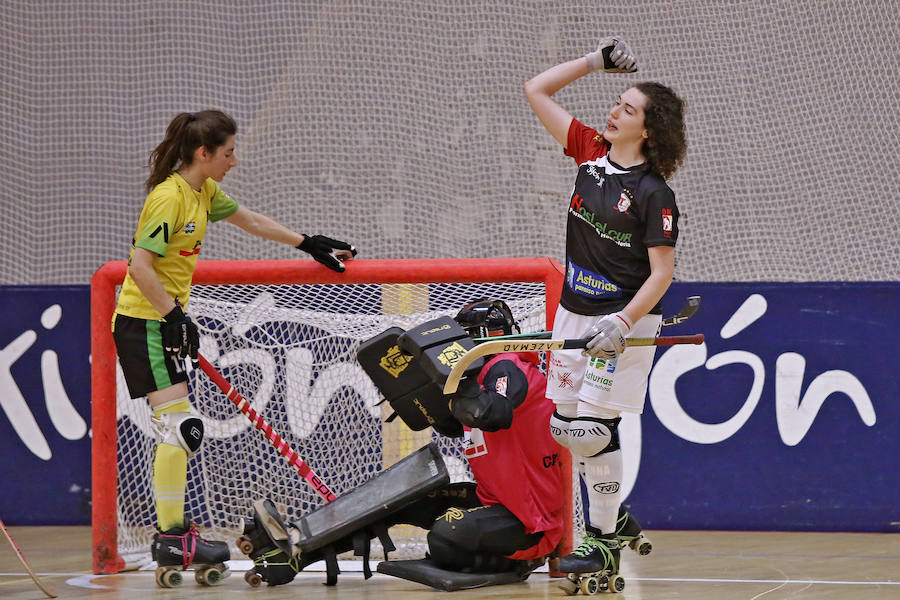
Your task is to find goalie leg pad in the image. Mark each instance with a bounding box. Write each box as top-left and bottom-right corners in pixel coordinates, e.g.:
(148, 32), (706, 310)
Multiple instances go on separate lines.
(567, 416), (621, 458)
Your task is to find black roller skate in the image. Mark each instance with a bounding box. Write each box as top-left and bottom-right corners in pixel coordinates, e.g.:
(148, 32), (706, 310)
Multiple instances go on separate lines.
(557, 530), (624, 595)
(616, 506), (652, 556)
(152, 520), (231, 588)
(237, 499), (304, 587)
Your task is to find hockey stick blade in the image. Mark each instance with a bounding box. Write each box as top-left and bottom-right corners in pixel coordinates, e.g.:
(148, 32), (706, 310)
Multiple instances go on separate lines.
(444, 334), (704, 393)
(0, 517), (57, 598)
(661, 295), (701, 327)
(197, 354), (337, 503)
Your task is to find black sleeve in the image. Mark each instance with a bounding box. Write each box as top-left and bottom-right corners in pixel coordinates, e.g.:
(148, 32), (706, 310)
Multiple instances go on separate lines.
(449, 359), (529, 432)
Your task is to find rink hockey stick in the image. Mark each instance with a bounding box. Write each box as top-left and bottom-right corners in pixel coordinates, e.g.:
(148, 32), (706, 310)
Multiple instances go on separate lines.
(472, 295), (703, 342)
(443, 334), (704, 394)
(0, 516), (57, 598)
(197, 354), (337, 502)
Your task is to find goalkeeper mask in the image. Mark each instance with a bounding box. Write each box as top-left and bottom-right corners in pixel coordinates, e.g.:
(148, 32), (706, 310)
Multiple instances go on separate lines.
(453, 299), (519, 339)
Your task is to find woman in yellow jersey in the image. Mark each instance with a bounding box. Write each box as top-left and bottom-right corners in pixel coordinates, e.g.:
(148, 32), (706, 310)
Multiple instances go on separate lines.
(112, 110), (356, 586)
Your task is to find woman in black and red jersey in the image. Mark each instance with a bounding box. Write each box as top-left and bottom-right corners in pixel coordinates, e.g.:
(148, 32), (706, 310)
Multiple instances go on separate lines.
(524, 36), (687, 579)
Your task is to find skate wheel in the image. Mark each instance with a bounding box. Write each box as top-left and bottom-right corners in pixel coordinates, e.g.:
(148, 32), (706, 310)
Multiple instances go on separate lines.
(609, 574), (625, 593)
(156, 567), (182, 588)
(238, 535), (255, 555)
(630, 536), (652, 555)
(580, 575), (602, 595)
(558, 577), (580, 595)
(245, 568), (263, 588)
(196, 566), (223, 586)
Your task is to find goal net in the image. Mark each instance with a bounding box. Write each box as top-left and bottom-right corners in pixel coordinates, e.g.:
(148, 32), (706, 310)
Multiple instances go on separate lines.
(90, 258), (570, 574)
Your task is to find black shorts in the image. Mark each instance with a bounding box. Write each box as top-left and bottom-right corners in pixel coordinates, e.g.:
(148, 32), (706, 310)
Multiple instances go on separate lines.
(112, 313), (188, 398)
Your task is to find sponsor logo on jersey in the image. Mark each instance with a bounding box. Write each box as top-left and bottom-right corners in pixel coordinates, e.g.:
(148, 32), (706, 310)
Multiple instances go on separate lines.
(589, 356), (617, 373)
(556, 370), (576, 390)
(568, 193), (634, 247)
(379, 344), (411, 378)
(615, 190), (632, 213)
(587, 165), (605, 188)
(494, 376), (508, 397)
(185, 221), (196, 234)
(464, 428), (487, 458)
(566, 260), (622, 299)
(662, 208), (673, 237)
(179, 240), (202, 256)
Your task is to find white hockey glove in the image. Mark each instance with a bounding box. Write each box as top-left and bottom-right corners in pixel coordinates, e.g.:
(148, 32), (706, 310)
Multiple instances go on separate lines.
(585, 36), (638, 74)
(583, 312), (633, 360)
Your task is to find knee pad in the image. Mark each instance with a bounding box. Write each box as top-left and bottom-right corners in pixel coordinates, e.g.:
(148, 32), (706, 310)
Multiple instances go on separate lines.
(427, 510), (478, 570)
(152, 411), (204, 456)
(549, 410), (573, 449)
(567, 416), (621, 458)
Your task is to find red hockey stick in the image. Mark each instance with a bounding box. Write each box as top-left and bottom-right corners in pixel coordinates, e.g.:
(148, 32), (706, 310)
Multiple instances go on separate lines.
(0, 516), (57, 598)
(197, 354), (337, 502)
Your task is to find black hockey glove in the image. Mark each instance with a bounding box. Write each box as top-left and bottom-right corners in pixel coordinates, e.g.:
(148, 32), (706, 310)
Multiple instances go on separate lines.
(296, 234), (358, 272)
(449, 377), (513, 432)
(161, 306), (200, 368)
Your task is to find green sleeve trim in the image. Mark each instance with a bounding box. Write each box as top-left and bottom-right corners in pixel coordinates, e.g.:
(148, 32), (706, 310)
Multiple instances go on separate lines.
(210, 187), (239, 222)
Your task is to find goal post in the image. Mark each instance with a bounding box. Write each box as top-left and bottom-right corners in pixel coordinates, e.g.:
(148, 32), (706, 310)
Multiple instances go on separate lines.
(91, 257), (570, 575)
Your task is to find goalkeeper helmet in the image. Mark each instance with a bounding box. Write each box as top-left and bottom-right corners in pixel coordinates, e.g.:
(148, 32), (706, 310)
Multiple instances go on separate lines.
(454, 299), (519, 339)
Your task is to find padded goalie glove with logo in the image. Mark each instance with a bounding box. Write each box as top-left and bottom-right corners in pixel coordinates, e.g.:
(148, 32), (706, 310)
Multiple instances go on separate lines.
(585, 36), (638, 74)
(297, 234), (358, 272)
(584, 312), (633, 360)
(160, 306), (200, 367)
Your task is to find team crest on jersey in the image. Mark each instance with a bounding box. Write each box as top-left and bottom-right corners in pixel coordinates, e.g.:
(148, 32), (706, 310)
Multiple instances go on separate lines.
(494, 376), (508, 397)
(615, 191), (632, 213)
(662, 209), (673, 237)
(185, 221), (196, 234)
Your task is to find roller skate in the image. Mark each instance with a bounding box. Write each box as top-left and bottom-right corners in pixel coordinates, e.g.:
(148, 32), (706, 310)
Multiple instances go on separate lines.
(152, 520), (231, 588)
(237, 499), (303, 587)
(616, 506), (652, 556)
(556, 531), (624, 595)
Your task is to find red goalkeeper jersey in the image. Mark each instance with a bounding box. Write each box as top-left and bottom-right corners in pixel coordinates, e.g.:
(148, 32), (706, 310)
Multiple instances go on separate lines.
(464, 352), (567, 560)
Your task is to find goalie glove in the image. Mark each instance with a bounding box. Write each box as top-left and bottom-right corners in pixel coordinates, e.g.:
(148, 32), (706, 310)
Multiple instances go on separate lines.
(160, 306), (200, 368)
(296, 234), (358, 272)
(583, 311), (633, 361)
(585, 36), (638, 74)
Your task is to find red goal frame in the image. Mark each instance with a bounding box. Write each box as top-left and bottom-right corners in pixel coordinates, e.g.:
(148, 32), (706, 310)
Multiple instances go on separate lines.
(90, 257), (569, 574)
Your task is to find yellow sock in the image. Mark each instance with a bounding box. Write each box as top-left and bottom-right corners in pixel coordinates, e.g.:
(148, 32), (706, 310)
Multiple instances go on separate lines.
(152, 399), (191, 531)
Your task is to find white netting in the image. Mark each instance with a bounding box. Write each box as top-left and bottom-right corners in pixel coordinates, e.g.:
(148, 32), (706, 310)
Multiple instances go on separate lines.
(3, 1), (899, 285)
(112, 279), (553, 560)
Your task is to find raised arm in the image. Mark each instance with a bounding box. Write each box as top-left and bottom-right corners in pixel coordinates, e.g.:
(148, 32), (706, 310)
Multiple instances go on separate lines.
(524, 36), (638, 148)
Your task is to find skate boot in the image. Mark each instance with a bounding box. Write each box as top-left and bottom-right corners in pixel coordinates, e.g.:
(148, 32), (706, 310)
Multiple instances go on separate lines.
(152, 521), (231, 588)
(236, 500), (302, 587)
(616, 506), (652, 556)
(557, 531), (624, 595)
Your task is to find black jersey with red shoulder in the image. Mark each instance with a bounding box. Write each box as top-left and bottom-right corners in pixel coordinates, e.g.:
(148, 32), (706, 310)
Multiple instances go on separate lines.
(561, 118), (679, 316)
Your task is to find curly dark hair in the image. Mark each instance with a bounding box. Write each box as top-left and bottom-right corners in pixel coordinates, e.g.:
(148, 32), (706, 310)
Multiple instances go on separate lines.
(633, 82), (687, 180)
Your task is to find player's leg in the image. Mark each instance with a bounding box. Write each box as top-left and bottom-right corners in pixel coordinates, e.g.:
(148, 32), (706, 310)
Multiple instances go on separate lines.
(388, 482), (481, 529)
(427, 504), (544, 573)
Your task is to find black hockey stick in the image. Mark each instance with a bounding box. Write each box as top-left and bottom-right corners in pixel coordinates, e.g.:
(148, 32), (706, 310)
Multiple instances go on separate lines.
(444, 334), (704, 394)
(472, 295), (702, 343)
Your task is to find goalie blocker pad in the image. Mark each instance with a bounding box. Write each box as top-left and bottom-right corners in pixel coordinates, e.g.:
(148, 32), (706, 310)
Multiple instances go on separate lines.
(357, 324), (476, 437)
(295, 442), (450, 582)
(376, 559), (531, 591)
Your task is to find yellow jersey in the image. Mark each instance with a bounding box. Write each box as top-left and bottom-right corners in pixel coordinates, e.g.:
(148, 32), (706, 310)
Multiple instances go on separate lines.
(115, 172), (239, 320)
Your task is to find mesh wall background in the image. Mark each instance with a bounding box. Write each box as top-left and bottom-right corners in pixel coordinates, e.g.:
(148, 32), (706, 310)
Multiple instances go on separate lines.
(3, 1), (898, 285)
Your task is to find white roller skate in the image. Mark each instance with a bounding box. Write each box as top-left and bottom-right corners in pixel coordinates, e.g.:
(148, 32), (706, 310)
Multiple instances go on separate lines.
(152, 520), (231, 588)
(556, 532), (624, 595)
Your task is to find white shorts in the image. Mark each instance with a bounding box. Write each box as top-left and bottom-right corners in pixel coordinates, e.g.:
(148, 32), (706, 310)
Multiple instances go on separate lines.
(545, 304), (661, 414)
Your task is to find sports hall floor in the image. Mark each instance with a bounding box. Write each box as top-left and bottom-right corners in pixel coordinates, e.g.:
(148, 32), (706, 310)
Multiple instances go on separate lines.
(1, 527), (898, 599)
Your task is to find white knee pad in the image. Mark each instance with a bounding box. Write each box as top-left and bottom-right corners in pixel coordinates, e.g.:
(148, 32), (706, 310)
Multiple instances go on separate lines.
(549, 410), (573, 449)
(152, 411), (204, 456)
(567, 416), (621, 458)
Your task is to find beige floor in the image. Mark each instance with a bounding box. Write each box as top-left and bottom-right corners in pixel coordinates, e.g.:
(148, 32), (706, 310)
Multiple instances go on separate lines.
(1, 527), (898, 599)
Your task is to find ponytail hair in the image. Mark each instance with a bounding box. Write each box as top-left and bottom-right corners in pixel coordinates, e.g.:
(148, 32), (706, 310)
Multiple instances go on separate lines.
(146, 110), (237, 191)
(633, 82), (687, 180)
